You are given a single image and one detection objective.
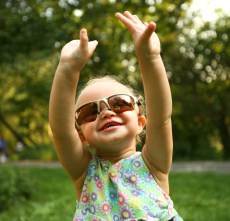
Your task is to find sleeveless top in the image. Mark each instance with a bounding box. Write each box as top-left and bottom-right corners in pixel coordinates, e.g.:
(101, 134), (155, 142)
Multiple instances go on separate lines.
(73, 152), (183, 221)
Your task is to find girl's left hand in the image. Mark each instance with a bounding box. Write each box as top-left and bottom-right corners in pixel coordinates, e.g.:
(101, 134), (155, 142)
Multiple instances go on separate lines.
(115, 11), (161, 59)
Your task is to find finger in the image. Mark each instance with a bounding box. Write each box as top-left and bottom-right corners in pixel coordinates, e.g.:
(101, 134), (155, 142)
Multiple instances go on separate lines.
(133, 15), (143, 24)
(123, 11), (141, 24)
(115, 12), (135, 33)
(144, 22), (149, 27)
(80, 28), (88, 50)
(142, 22), (156, 40)
(88, 40), (98, 53)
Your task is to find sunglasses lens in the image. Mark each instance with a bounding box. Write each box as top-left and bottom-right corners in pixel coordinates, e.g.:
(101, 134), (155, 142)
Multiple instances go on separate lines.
(109, 95), (134, 113)
(77, 102), (98, 125)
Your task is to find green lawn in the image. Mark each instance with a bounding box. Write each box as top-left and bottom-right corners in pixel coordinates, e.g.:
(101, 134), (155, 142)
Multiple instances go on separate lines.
(170, 172), (230, 220)
(0, 166), (229, 221)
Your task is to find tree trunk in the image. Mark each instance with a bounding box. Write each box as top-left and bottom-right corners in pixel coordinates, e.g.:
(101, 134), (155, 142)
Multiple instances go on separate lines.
(217, 112), (230, 160)
(0, 112), (37, 148)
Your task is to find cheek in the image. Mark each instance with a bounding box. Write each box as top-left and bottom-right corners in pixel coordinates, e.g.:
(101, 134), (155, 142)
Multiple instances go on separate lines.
(80, 123), (95, 141)
(121, 112), (139, 129)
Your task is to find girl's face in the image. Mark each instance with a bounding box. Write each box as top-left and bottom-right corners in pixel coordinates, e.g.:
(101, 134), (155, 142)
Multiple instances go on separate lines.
(76, 80), (146, 155)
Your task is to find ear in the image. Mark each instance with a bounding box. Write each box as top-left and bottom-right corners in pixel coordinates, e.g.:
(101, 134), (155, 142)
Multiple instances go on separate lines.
(77, 128), (86, 142)
(77, 129), (96, 155)
(137, 114), (146, 134)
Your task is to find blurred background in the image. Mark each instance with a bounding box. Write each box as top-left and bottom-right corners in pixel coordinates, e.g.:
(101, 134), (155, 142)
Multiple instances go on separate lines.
(0, 1), (230, 220)
(0, 0), (229, 162)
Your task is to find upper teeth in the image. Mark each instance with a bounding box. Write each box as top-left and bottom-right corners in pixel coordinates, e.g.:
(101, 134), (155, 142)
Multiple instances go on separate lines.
(105, 122), (119, 128)
(107, 123), (115, 127)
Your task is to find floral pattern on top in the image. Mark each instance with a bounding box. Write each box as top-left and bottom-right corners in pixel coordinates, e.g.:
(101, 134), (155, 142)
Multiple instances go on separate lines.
(73, 152), (183, 221)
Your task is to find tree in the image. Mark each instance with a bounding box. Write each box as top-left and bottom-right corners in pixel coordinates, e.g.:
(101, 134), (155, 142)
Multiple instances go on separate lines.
(3, 0), (229, 160)
(171, 13), (230, 159)
(0, 0), (191, 152)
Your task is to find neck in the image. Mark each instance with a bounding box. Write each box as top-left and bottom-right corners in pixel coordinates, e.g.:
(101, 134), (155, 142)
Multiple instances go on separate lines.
(96, 147), (136, 163)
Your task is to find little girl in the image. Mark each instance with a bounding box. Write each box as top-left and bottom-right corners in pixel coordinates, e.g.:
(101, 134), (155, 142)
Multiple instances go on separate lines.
(49, 11), (183, 221)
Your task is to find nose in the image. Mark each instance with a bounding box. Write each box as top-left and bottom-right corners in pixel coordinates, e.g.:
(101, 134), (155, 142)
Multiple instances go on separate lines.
(98, 101), (115, 118)
(99, 100), (111, 112)
(99, 109), (116, 119)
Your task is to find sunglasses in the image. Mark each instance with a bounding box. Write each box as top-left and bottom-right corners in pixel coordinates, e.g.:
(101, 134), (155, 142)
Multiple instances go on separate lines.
(75, 94), (142, 126)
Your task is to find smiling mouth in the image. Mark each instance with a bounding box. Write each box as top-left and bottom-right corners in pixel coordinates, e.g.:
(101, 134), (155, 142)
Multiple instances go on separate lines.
(99, 122), (123, 131)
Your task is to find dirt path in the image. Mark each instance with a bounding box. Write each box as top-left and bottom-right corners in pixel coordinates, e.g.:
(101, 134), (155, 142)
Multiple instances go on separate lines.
(171, 161), (230, 173)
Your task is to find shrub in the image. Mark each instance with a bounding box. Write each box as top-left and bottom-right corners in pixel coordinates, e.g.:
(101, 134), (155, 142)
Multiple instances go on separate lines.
(16, 144), (58, 161)
(0, 166), (34, 211)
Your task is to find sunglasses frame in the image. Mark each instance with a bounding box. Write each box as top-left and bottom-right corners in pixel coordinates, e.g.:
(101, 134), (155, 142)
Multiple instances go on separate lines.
(75, 93), (143, 128)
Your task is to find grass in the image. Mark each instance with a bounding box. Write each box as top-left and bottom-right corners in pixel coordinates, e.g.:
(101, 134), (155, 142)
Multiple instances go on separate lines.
(170, 172), (230, 220)
(0, 166), (229, 221)
(0, 167), (75, 221)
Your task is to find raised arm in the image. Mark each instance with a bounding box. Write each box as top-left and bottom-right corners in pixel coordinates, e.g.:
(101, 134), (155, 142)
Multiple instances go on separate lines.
(49, 29), (98, 180)
(116, 11), (173, 193)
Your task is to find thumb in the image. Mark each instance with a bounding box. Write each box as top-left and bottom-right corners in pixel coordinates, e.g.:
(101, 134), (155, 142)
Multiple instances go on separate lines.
(80, 28), (88, 50)
(142, 22), (156, 40)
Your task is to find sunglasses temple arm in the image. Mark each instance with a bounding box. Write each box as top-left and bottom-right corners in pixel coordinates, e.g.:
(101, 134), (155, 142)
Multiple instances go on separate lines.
(96, 100), (100, 114)
(75, 112), (81, 130)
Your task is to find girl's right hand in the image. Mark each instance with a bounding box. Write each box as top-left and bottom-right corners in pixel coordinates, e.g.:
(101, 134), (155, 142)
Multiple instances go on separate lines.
(115, 11), (161, 60)
(59, 28), (98, 72)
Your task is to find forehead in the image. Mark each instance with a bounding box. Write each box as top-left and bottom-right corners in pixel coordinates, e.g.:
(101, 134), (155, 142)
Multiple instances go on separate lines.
(76, 80), (132, 108)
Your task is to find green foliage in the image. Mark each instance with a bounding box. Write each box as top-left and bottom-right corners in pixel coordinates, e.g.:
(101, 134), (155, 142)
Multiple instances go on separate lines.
(0, 166), (34, 212)
(15, 144), (58, 161)
(0, 0), (229, 159)
(171, 14), (230, 159)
